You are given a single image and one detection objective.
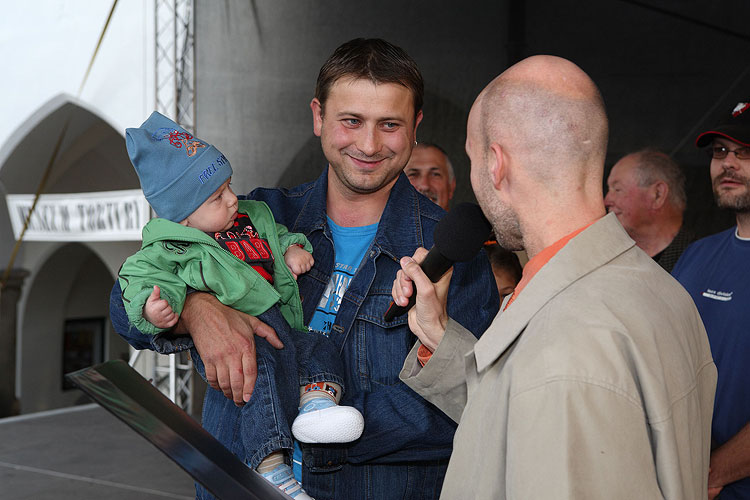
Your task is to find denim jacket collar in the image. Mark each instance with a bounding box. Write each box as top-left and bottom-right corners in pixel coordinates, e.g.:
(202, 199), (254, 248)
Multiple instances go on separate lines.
(289, 169), (330, 235)
(292, 168), (434, 260)
(376, 174), (433, 260)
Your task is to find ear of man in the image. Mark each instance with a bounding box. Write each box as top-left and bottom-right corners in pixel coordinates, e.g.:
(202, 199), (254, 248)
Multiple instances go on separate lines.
(311, 98), (323, 137)
(489, 142), (507, 191)
(412, 110), (424, 137)
(651, 181), (669, 210)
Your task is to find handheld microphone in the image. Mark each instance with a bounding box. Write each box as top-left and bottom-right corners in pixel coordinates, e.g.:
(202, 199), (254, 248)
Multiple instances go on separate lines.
(383, 202), (492, 321)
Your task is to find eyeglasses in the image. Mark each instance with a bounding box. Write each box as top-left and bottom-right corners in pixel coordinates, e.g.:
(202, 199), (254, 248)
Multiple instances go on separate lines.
(707, 145), (750, 160)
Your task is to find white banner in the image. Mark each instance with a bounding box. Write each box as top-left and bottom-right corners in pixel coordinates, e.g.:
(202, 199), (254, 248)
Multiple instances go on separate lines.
(6, 190), (151, 241)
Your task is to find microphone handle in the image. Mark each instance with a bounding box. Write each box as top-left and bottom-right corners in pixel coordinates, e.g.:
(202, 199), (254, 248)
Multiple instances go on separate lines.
(383, 248), (453, 321)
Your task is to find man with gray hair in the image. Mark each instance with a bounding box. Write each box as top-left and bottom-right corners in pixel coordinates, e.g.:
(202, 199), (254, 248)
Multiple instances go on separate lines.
(404, 142), (456, 211)
(604, 149), (691, 272)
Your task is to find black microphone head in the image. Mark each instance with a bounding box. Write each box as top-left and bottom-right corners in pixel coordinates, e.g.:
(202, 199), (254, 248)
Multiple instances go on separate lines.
(433, 202), (492, 262)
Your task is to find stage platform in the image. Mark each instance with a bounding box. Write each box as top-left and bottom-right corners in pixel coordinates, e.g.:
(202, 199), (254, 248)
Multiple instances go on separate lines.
(0, 404), (195, 499)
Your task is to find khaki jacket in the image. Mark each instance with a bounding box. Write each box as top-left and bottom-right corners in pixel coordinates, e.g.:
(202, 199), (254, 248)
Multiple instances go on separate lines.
(401, 214), (716, 499)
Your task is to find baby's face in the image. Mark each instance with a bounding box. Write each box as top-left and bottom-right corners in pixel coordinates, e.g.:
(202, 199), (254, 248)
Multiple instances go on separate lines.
(182, 178), (238, 232)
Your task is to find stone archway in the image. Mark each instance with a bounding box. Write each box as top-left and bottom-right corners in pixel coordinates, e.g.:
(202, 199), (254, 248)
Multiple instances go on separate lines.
(0, 95), (142, 415)
(0, 94), (141, 272)
(18, 243), (130, 414)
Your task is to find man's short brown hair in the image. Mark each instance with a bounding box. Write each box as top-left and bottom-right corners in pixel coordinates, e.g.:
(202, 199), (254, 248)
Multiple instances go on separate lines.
(315, 38), (424, 120)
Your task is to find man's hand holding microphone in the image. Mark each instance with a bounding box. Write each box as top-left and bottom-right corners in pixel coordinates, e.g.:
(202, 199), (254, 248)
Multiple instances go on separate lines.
(388, 203), (492, 354)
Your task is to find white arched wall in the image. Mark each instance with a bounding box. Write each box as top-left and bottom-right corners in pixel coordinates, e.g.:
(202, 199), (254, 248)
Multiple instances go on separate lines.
(0, 94), (139, 197)
(0, 95), (145, 414)
(0, 94), (143, 276)
(0, 94), (122, 172)
(19, 243), (131, 413)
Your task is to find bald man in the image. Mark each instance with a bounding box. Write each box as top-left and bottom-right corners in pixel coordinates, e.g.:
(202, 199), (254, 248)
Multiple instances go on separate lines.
(394, 56), (716, 499)
(605, 149), (692, 272)
(405, 143), (456, 210)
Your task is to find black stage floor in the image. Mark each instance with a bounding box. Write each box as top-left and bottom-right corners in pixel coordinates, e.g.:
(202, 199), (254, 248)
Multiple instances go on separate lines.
(0, 404), (195, 499)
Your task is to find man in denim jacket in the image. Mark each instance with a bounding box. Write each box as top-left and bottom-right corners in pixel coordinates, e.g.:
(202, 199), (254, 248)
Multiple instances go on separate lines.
(110, 38), (498, 499)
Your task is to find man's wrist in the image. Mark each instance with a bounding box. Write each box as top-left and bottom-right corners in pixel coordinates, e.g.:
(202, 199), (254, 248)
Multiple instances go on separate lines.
(177, 291), (212, 335)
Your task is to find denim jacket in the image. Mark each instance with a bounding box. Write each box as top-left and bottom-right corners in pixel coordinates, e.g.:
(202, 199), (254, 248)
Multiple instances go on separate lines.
(250, 171), (498, 464)
(110, 170), (499, 495)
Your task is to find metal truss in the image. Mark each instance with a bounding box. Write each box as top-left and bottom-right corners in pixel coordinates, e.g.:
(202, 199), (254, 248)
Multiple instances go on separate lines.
(155, 0), (196, 133)
(135, 0), (197, 414)
(129, 348), (194, 412)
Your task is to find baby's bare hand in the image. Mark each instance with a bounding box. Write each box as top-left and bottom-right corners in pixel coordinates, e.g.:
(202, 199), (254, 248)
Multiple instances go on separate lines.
(143, 285), (179, 328)
(284, 246), (314, 279)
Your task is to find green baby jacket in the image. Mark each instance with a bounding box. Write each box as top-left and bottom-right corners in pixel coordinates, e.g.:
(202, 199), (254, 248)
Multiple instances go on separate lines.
(118, 200), (312, 335)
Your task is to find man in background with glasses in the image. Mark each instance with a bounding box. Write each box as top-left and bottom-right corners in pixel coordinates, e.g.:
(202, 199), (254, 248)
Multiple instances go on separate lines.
(673, 101), (750, 500)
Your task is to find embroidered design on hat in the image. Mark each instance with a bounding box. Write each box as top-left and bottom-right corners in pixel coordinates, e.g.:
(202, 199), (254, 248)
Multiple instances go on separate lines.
(184, 140), (206, 157)
(151, 128), (207, 157)
(732, 102), (750, 117)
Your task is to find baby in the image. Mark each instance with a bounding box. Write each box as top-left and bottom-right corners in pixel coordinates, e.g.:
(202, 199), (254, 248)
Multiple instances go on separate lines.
(118, 111), (363, 499)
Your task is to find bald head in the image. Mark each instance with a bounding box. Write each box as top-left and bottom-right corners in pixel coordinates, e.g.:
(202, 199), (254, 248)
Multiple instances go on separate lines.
(476, 55), (608, 187)
(467, 56), (609, 255)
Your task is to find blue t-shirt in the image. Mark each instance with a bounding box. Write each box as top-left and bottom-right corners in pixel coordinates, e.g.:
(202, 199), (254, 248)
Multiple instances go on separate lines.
(307, 217), (379, 336)
(294, 217), (378, 481)
(672, 226), (750, 499)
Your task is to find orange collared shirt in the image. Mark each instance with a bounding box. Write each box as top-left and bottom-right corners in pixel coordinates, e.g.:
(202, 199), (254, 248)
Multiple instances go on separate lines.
(419, 221), (594, 366)
(504, 222), (593, 310)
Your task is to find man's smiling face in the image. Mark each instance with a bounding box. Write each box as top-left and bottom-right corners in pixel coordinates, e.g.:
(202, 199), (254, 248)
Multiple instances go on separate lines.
(312, 77), (422, 197)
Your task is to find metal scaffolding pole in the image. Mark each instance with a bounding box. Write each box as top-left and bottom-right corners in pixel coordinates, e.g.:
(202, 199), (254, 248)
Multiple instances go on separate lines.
(133, 0), (196, 414)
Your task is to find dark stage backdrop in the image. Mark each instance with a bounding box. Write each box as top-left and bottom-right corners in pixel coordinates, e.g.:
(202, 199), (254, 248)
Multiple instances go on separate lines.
(195, 0), (749, 239)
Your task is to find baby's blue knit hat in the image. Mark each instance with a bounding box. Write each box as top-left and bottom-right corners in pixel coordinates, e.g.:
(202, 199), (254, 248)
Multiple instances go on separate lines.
(126, 111), (233, 222)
